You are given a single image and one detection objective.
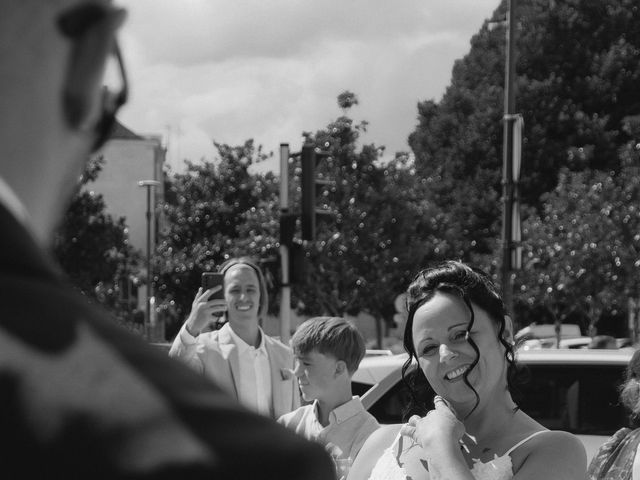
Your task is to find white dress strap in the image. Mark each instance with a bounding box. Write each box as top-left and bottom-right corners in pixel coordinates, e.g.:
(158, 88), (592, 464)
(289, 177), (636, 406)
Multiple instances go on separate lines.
(390, 429), (404, 450)
(504, 430), (548, 456)
(367, 428), (410, 480)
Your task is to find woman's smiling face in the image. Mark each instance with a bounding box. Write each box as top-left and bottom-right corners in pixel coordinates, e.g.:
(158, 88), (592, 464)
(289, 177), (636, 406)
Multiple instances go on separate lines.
(411, 291), (507, 412)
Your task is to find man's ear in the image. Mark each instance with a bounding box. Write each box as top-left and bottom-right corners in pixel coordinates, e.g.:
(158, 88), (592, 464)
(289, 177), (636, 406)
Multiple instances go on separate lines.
(62, 8), (125, 130)
(503, 315), (515, 345)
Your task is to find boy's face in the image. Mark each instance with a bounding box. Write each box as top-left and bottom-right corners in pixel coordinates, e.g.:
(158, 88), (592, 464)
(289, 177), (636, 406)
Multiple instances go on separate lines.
(294, 350), (340, 403)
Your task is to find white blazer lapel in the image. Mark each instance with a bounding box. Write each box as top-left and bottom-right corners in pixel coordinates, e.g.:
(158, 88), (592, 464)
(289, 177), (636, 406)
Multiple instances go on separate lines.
(266, 338), (294, 418)
(217, 324), (240, 400)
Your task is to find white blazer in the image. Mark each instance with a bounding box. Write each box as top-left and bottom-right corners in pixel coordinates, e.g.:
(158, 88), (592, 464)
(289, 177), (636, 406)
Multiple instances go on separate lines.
(169, 323), (300, 419)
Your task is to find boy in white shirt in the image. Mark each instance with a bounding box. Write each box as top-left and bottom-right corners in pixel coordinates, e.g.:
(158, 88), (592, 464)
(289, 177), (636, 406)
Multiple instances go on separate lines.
(279, 317), (380, 472)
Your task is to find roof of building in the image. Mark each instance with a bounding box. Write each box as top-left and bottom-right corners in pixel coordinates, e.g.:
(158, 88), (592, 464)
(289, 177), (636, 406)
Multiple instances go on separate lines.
(110, 120), (144, 140)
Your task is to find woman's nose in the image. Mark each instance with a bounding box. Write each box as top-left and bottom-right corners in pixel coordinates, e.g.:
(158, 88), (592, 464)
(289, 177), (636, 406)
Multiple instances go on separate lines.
(439, 343), (458, 362)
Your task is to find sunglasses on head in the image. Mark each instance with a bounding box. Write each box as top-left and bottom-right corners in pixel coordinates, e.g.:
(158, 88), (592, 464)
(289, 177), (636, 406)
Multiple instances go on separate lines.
(57, 3), (128, 152)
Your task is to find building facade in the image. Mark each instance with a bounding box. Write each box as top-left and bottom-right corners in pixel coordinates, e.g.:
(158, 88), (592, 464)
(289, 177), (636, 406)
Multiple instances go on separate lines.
(87, 121), (166, 338)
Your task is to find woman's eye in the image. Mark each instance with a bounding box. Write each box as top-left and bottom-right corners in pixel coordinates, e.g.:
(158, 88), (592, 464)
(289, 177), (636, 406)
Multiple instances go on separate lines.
(421, 345), (437, 356)
(453, 331), (468, 341)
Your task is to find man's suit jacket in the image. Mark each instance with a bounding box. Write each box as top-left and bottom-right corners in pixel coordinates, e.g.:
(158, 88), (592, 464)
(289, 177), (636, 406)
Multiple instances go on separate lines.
(0, 204), (333, 479)
(169, 322), (300, 418)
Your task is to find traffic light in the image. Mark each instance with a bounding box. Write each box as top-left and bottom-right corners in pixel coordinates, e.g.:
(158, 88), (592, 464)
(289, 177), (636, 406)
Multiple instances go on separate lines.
(288, 241), (307, 284)
(300, 143), (331, 241)
(279, 212), (296, 247)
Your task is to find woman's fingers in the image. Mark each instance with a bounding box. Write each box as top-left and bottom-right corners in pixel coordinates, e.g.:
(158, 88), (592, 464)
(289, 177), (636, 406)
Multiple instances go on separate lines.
(407, 414), (421, 425)
(399, 423), (416, 438)
(433, 395), (458, 419)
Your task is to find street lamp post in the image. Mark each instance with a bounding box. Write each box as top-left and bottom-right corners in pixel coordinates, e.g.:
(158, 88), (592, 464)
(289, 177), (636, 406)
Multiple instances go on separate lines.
(138, 179), (161, 340)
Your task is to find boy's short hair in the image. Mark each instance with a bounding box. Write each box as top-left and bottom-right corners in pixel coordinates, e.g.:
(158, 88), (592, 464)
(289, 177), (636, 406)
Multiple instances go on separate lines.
(291, 317), (366, 374)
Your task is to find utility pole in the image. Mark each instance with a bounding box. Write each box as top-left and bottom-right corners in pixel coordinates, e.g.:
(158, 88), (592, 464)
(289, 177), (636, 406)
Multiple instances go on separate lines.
(138, 179), (161, 340)
(501, 0), (517, 315)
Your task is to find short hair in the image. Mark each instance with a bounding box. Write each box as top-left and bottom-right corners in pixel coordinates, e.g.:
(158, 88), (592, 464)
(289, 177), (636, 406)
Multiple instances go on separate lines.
(219, 256), (269, 321)
(291, 317), (366, 374)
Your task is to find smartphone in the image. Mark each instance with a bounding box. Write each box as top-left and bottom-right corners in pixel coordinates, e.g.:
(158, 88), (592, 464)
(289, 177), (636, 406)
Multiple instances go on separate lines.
(201, 272), (224, 301)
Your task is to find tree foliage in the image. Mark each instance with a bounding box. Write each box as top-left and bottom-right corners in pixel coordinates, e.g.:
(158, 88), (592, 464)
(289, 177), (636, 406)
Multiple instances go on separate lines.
(408, 0), (640, 330)
(412, 0), (640, 205)
(290, 98), (452, 323)
(53, 155), (141, 323)
(515, 117), (640, 333)
(154, 96), (456, 335)
(156, 140), (281, 337)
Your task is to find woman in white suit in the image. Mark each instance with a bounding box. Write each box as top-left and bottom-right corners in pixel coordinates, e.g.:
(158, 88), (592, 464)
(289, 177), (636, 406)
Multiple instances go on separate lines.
(170, 257), (299, 418)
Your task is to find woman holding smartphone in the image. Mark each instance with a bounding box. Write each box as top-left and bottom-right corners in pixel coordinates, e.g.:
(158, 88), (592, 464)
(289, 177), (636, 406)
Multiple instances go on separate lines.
(169, 256), (300, 419)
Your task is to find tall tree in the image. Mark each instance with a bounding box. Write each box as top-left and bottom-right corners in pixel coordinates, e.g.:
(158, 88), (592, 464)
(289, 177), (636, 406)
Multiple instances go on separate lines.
(514, 114), (640, 333)
(291, 94), (451, 325)
(156, 140), (280, 337)
(408, 0), (640, 266)
(53, 155), (142, 326)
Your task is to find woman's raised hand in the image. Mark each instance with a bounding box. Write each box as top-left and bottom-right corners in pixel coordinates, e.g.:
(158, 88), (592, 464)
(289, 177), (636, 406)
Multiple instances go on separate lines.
(400, 396), (465, 453)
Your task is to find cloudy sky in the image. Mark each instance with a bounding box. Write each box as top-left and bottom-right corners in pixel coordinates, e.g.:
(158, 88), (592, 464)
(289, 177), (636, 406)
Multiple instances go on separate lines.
(117, 0), (500, 173)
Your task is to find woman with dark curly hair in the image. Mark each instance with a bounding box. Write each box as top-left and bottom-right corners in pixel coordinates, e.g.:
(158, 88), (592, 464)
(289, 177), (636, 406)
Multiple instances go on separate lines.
(348, 260), (585, 480)
(587, 349), (640, 480)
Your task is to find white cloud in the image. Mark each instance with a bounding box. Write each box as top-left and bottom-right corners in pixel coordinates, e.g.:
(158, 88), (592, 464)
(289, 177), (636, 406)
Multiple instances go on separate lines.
(116, 0), (500, 172)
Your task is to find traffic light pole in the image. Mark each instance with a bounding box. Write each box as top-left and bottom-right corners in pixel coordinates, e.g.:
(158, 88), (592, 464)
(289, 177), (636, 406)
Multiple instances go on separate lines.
(279, 143), (292, 343)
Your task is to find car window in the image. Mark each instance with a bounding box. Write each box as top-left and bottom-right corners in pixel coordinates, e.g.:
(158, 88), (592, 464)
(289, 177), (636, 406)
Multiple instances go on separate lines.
(367, 370), (420, 424)
(367, 363), (628, 436)
(352, 381), (373, 398)
(516, 364), (627, 435)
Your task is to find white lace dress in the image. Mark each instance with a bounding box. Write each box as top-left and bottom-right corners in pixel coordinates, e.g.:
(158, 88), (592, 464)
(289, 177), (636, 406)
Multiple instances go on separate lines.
(367, 430), (548, 480)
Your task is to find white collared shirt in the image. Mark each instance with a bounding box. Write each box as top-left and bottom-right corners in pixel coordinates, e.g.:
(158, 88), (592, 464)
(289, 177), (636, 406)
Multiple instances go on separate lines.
(228, 326), (273, 417)
(278, 396), (380, 461)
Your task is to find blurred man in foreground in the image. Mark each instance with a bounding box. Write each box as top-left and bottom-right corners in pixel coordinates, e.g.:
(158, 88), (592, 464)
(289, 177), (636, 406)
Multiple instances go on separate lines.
(0, 1), (335, 478)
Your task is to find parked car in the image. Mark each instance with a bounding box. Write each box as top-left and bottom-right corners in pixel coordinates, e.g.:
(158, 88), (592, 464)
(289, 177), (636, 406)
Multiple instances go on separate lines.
(514, 323), (595, 350)
(515, 323), (583, 341)
(352, 348), (635, 462)
(517, 336), (593, 350)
